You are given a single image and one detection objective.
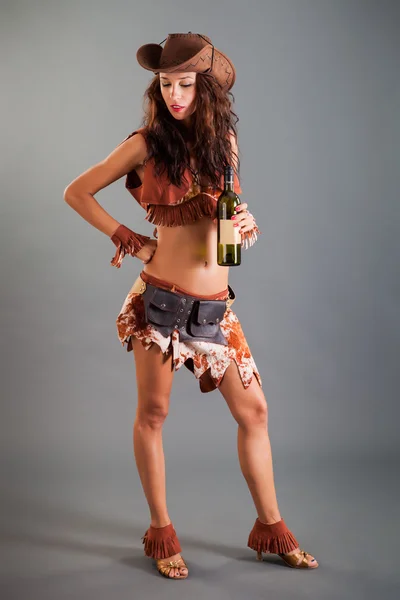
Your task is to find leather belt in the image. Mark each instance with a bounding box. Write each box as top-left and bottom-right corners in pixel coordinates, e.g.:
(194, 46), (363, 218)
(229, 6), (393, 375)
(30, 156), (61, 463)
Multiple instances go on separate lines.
(129, 276), (236, 345)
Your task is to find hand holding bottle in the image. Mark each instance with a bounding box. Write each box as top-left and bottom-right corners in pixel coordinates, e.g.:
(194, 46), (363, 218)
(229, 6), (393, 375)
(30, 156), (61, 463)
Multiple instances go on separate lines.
(230, 202), (255, 234)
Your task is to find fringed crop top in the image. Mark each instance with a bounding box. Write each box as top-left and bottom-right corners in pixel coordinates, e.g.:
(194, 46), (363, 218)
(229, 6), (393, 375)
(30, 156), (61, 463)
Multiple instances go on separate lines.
(117, 127), (261, 249)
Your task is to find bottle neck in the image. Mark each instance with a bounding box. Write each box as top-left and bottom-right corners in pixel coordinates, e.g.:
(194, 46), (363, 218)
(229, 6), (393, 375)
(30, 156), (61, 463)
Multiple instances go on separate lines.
(224, 176), (234, 192)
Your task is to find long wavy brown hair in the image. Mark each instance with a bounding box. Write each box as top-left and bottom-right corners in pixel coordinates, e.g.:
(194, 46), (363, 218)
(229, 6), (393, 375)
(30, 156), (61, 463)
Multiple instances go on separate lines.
(138, 72), (240, 189)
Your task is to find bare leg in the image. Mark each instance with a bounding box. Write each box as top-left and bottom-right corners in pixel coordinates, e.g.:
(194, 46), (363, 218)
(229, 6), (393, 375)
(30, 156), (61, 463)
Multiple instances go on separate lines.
(218, 361), (318, 567)
(131, 337), (188, 578)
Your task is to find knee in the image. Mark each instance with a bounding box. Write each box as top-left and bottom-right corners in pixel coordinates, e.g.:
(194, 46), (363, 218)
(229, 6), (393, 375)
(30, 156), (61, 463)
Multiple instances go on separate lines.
(237, 397), (268, 431)
(135, 395), (169, 430)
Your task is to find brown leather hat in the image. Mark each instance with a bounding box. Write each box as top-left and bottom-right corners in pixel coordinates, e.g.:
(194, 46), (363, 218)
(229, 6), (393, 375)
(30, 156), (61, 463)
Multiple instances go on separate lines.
(136, 32), (236, 91)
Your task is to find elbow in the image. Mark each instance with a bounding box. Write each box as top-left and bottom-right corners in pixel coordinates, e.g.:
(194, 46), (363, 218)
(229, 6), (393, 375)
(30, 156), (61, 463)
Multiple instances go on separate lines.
(63, 184), (74, 205)
(63, 183), (83, 206)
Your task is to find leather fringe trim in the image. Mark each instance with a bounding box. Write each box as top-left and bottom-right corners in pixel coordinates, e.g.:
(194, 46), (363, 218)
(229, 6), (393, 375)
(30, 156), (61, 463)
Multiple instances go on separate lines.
(241, 222), (262, 250)
(247, 518), (299, 554)
(110, 232), (151, 269)
(146, 195), (262, 251)
(141, 522), (182, 559)
(145, 193), (218, 227)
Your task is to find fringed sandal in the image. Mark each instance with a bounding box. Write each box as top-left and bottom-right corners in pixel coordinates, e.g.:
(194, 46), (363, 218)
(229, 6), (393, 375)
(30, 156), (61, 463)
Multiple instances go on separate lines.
(141, 522), (189, 580)
(247, 517), (319, 569)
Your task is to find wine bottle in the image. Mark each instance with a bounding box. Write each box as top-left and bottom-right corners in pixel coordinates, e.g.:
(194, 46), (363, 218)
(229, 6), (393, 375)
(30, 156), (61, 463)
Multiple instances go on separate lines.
(217, 165), (241, 266)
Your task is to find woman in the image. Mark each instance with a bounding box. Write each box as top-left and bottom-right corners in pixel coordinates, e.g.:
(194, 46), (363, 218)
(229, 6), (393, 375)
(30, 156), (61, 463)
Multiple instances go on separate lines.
(64, 32), (319, 580)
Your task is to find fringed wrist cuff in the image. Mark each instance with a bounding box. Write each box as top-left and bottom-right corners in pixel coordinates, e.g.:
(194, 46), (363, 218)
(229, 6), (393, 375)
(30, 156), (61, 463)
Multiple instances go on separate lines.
(110, 229), (151, 269)
(241, 222), (261, 250)
(141, 522), (182, 559)
(247, 517), (299, 554)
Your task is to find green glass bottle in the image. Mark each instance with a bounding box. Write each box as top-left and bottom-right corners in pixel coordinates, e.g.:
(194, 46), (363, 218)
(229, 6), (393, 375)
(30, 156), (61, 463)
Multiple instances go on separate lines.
(217, 165), (241, 266)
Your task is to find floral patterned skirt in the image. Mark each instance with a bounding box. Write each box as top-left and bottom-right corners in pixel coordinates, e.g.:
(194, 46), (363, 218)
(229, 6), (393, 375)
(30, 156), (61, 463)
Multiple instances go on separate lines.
(116, 270), (262, 394)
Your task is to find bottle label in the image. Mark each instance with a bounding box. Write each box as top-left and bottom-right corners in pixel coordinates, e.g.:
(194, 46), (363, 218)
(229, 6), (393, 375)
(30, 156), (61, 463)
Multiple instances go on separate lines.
(220, 219), (241, 245)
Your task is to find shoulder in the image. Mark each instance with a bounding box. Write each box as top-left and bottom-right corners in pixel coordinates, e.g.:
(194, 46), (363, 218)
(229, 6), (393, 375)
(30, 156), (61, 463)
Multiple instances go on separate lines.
(117, 127), (148, 162)
(64, 127), (151, 198)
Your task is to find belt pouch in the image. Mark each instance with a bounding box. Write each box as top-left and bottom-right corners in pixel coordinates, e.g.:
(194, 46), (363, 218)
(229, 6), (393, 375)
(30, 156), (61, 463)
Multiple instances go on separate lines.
(142, 285), (182, 337)
(187, 299), (227, 339)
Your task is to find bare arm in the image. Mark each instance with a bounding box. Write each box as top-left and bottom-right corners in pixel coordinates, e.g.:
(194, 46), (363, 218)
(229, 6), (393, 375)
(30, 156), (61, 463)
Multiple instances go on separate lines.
(228, 130), (262, 249)
(63, 132), (147, 237)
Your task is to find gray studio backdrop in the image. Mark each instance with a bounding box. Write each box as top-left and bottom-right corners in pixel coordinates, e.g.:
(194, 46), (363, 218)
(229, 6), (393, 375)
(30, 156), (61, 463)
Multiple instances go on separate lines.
(1, 1), (399, 599)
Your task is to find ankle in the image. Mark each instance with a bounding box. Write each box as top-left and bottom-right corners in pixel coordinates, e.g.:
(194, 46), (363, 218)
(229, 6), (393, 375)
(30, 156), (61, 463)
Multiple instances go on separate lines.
(248, 516), (299, 555)
(258, 513), (282, 525)
(142, 521), (182, 559)
(150, 517), (172, 529)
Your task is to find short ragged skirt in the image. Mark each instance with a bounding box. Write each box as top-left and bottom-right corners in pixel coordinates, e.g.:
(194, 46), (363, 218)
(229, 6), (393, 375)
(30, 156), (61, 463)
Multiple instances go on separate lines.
(116, 270), (262, 394)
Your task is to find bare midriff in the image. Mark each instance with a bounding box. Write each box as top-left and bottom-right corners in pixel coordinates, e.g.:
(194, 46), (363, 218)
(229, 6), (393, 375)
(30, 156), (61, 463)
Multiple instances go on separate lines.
(136, 154), (230, 296)
(143, 216), (229, 296)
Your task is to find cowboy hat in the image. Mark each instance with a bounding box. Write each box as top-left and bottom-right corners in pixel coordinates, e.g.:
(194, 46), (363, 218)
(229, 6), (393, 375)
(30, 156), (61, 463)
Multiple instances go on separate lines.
(136, 32), (236, 91)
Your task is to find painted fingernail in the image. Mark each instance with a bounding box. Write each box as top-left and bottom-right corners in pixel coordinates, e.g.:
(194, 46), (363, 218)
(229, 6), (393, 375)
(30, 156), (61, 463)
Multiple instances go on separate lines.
(231, 216), (236, 220)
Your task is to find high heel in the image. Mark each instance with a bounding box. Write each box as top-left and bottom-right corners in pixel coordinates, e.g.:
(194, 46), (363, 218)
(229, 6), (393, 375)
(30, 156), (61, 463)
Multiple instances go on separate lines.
(248, 517), (319, 569)
(141, 522), (189, 580)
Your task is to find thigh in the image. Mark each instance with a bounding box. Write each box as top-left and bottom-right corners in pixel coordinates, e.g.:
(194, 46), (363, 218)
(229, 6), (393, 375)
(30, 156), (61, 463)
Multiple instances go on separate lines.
(218, 359), (267, 426)
(131, 336), (175, 406)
